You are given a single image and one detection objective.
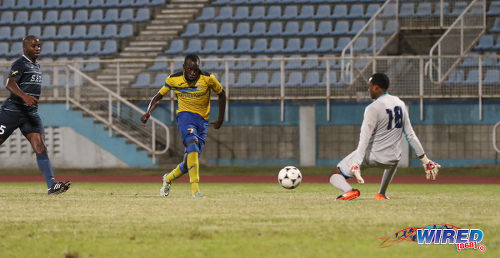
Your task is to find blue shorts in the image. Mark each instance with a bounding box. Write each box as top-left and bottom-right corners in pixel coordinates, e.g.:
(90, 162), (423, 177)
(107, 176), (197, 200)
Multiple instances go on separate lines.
(176, 111), (208, 153)
(0, 110), (44, 139)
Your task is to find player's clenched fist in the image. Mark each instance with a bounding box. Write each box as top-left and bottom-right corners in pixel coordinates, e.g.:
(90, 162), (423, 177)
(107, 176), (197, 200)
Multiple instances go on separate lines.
(420, 155), (440, 180)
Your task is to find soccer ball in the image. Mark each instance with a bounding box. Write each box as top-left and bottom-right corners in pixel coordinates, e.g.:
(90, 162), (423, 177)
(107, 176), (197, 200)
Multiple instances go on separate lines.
(278, 166), (302, 189)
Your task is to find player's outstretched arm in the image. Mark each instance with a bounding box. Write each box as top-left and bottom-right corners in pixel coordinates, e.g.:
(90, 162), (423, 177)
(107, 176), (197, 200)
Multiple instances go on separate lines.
(6, 77), (38, 106)
(210, 90), (226, 129)
(419, 155), (441, 180)
(141, 92), (163, 125)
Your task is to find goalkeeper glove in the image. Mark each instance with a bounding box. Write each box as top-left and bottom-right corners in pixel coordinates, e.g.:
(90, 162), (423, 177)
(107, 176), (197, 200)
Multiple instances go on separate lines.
(350, 163), (365, 184)
(420, 155), (441, 180)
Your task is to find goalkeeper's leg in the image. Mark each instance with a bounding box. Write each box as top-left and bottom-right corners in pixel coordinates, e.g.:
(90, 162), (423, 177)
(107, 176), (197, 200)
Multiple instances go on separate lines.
(377, 165), (397, 200)
(330, 152), (361, 200)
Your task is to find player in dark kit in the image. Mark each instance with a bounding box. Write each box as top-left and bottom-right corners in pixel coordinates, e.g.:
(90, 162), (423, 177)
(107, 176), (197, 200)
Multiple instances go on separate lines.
(0, 35), (70, 194)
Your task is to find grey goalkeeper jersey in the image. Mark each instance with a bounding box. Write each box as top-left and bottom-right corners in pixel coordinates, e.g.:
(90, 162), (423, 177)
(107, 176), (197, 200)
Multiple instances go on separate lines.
(352, 94), (425, 166)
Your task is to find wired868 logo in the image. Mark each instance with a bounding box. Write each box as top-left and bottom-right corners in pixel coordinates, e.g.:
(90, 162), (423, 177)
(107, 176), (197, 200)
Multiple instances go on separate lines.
(379, 224), (487, 252)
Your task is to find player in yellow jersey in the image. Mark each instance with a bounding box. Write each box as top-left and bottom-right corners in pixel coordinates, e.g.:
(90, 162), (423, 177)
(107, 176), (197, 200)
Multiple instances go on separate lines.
(141, 55), (226, 198)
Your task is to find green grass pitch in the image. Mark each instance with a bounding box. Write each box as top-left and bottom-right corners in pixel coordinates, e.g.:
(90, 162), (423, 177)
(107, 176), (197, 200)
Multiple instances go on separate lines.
(0, 182), (498, 258)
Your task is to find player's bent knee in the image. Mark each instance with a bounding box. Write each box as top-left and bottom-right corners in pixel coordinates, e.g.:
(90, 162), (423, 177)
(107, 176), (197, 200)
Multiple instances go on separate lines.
(186, 141), (200, 154)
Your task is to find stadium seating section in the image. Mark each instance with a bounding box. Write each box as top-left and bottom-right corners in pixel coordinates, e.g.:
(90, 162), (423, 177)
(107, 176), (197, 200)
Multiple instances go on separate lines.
(0, 0), (499, 88)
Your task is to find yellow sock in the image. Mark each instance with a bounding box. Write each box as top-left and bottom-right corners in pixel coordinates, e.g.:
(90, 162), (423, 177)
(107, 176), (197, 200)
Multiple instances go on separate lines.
(187, 152), (200, 194)
(165, 164), (184, 183)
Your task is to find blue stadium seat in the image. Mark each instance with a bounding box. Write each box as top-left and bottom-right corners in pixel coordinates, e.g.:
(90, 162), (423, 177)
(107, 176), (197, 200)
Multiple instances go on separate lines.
(297, 5), (314, 20)
(221, 72), (235, 87)
(266, 22), (283, 36)
(266, 38), (284, 54)
(332, 21), (349, 36)
(298, 21), (315, 36)
(317, 37), (335, 53)
(105, 0), (119, 7)
(100, 40), (117, 55)
(364, 4), (380, 18)
(55, 41), (70, 56)
(350, 20), (366, 35)
(212, 0), (230, 6)
(165, 39), (184, 54)
(265, 6), (282, 20)
(0, 27), (11, 40)
(234, 55), (251, 71)
(87, 25), (102, 39)
(334, 37), (350, 52)
(119, 8), (134, 22)
(219, 23), (234, 37)
(252, 55), (268, 70)
(282, 5), (298, 20)
(89, 9), (104, 23)
(42, 41), (55, 55)
(82, 57), (101, 72)
(347, 4), (364, 19)
(11, 26), (26, 40)
(444, 69), (464, 85)
(200, 39), (218, 54)
(383, 20), (397, 34)
(13, 11), (29, 25)
(8, 42), (23, 56)
(149, 56), (168, 71)
(72, 25), (87, 39)
(303, 71), (320, 87)
(233, 6), (249, 21)
(104, 9), (119, 22)
(416, 2), (432, 17)
(73, 9), (88, 24)
(234, 22), (250, 37)
(285, 71), (303, 87)
(43, 10), (58, 24)
(248, 6), (265, 20)
(490, 18), (500, 33)
(184, 39), (202, 54)
(285, 55), (302, 69)
(118, 24), (133, 38)
(464, 69), (478, 85)
(181, 23), (199, 38)
(121, 0), (133, 7)
(303, 54), (320, 69)
(29, 11), (44, 25)
(17, 0), (30, 9)
(58, 10), (73, 24)
(215, 6), (233, 21)
(1, 0), (15, 10)
(450, 2), (467, 16)
(103, 24), (117, 38)
(494, 36), (500, 50)
(283, 21), (299, 36)
(28, 26), (41, 37)
(75, 0), (90, 7)
(379, 3), (397, 18)
(322, 71), (342, 87)
(251, 38), (268, 54)
(475, 35), (494, 50)
(315, 4), (331, 19)
(42, 74), (52, 88)
(399, 3), (414, 17)
(150, 0), (165, 6)
(0, 43), (9, 56)
(253, 71), (269, 87)
(269, 71), (281, 87)
(216, 39), (235, 54)
(332, 5), (348, 19)
(134, 8), (150, 22)
(55, 25), (71, 40)
(198, 7), (215, 21)
(46, 0), (61, 9)
(131, 73), (151, 88)
(71, 41), (86, 55)
(268, 55), (284, 70)
(300, 38), (317, 53)
(483, 69), (499, 85)
(153, 73), (168, 86)
(283, 38), (300, 53)
(200, 23), (218, 38)
(42, 26), (57, 40)
(487, 2), (500, 16)
(315, 21), (332, 36)
(203, 55), (222, 71)
(354, 37), (369, 51)
(234, 72), (251, 87)
(86, 40), (101, 55)
(250, 22), (266, 37)
(61, 0), (76, 8)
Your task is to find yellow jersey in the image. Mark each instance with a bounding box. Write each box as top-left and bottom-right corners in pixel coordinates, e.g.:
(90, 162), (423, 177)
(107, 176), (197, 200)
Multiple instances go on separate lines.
(158, 70), (223, 120)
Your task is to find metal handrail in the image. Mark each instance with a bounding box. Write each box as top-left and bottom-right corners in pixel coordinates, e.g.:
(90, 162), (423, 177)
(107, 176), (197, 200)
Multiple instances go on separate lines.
(66, 65), (170, 163)
(427, 0), (486, 83)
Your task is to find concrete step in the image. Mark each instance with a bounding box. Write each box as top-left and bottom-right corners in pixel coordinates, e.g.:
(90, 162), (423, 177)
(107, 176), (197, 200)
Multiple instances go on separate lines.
(129, 41), (166, 47)
(145, 25), (183, 30)
(156, 13), (194, 19)
(118, 52), (160, 57)
(97, 74), (135, 80)
(163, 4), (204, 9)
(151, 19), (191, 25)
(134, 34), (176, 41)
(107, 63), (148, 68)
(140, 30), (178, 36)
(123, 46), (163, 52)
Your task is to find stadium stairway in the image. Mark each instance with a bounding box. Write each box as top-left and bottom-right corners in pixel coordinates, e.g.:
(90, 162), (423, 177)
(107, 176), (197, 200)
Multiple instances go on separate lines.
(94, 0), (210, 87)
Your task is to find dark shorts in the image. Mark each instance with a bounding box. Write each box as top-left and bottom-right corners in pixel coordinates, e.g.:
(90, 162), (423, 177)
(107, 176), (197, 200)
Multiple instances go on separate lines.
(176, 111), (208, 153)
(0, 109), (44, 140)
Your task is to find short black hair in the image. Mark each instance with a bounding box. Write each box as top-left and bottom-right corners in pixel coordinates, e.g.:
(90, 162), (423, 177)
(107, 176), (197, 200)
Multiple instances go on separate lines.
(184, 54), (200, 65)
(369, 73), (389, 90)
(23, 35), (39, 46)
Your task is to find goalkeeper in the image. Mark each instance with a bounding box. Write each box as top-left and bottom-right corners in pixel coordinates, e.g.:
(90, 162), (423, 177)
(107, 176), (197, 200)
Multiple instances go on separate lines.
(331, 73), (440, 201)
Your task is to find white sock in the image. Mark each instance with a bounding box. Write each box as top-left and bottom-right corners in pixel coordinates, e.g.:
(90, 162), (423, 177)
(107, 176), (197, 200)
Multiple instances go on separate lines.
(330, 174), (353, 192)
(378, 167), (397, 195)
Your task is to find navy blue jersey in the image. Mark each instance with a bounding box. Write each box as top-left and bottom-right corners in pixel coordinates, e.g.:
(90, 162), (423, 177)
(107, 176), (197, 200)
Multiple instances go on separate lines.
(1, 55), (42, 113)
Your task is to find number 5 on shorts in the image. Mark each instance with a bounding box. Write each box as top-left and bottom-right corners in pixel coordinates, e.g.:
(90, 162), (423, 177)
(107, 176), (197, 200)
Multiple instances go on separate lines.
(0, 125), (5, 135)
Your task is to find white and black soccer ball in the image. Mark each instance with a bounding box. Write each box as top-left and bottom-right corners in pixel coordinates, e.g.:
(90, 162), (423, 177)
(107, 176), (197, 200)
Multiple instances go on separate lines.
(278, 166), (302, 189)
